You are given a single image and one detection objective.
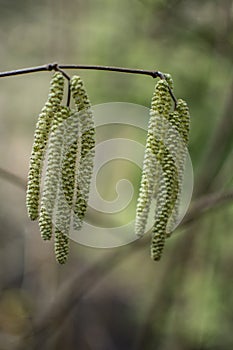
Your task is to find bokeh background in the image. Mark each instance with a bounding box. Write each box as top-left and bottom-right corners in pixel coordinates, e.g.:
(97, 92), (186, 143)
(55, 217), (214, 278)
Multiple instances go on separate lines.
(0, 0), (233, 349)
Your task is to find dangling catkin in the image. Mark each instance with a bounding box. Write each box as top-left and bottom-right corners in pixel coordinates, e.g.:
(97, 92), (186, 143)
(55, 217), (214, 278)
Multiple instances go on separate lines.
(152, 79), (173, 201)
(26, 72), (64, 220)
(165, 98), (190, 235)
(70, 76), (95, 230)
(150, 84), (182, 259)
(176, 98), (190, 145)
(151, 142), (179, 260)
(148, 76), (188, 259)
(53, 106), (73, 264)
(60, 110), (79, 212)
(54, 229), (69, 264)
(135, 79), (172, 237)
(39, 106), (70, 240)
(151, 96), (190, 259)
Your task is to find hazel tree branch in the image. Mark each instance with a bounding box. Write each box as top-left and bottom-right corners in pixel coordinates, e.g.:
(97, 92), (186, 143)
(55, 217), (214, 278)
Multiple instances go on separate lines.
(0, 62), (163, 79)
(0, 62), (177, 104)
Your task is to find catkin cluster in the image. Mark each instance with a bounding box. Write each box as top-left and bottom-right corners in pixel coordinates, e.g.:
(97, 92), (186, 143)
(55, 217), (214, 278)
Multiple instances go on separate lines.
(26, 72), (64, 221)
(26, 69), (189, 265)
(135, 74), (190, 261)
(26, 73), (95, 264)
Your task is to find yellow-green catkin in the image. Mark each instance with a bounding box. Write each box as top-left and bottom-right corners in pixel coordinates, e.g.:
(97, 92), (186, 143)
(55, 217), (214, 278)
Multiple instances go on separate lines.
(26, 72), (64, 220)
(135, 79), (172, 237)
(151, 144), (179, 260)
(149, 77), (182, 260)
(61, 110), (79, 212)
(54, 229), (69, 264)
(53, 107), (73, 263)
(152, 79), (173, 207)
(150, 224), (166, 261)
(165, 99), (190, 235)
(176, 98), (190, 145)
(152, 79), (172, 198)
(151, 97), (190, 259)
(39, 106), (70, 240)
(70, 76), (95, 230)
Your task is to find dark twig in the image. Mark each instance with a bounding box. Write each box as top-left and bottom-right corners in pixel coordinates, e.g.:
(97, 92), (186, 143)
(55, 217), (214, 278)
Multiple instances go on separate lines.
(0, 64), (51, 78)
(66, 80), (71, 107)
(59, 64), (163, 79)
(0, 63), (161, 79)
(0, 63), (177, 105)
(53, 66), (71, 107)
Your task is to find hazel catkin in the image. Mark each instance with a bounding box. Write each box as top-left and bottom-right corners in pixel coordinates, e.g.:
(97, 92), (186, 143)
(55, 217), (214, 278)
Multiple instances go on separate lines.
(54, 228), (69, 264)
(26, 72), (64, 221)
(70, 76), (95, 230)
(151, 142), (179, 260)
(39, 106), (70, 240)
(135, 79), (172, 237)
(165, 99), (190, 235)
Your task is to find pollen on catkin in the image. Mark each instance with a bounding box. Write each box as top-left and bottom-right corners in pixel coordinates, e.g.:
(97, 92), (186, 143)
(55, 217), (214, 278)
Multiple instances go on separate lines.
(176, 98), (190, 145)
(135, 79), (172, 237)
(53, 106), (73, 263)
(136, 76), (181, 260)
(60, 110), (79, 223)
(26, 72), (64, 221)
(165, 99), (190, 235)
(54, 228), (69, 264)
(150, 95), (190, 259)
(39, 106), (70, 240)
(152, 79), (172, 198)
(150, 223), (166, 261)
(151, 143), (179, 260)
(70, 76), (95, 230)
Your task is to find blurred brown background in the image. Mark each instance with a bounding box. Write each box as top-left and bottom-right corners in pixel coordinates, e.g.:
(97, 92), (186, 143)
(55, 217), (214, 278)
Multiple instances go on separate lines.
(0, 0), (233, 349)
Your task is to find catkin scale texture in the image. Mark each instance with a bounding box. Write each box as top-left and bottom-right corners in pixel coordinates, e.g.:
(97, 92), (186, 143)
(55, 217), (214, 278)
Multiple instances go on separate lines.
(54, 228), (69, 264)
(151, 143), (179, 260)
(135, 79), (172, 237)
(135, 75), (190, 261)
(53, 107), (74, 264)
(60, 110), (80, 212)
(70, 76), (95, 230)
(39, 106), (70, 240)
(165, 99), (190, 235)
(150, 95), (190, 259)
(26, 72), (64, 221)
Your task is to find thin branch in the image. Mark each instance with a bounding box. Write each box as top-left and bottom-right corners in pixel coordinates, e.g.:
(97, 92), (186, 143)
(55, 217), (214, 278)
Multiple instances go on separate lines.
(0, 63), (162, 79)
(0, 64), (51, 78)
(0, 63), (177, 105)
(59, 64), (163, 79)
(181, 189), (233, 227)
(0, 167), (26, 190)
(0, 166), (232, 225)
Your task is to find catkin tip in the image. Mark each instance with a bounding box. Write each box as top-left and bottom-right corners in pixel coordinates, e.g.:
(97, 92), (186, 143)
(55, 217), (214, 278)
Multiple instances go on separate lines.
(55, 229), (69, 264)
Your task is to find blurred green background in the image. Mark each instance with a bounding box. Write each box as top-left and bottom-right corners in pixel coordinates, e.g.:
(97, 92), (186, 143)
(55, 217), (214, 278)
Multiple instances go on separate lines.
(0, 0), (233, 349)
